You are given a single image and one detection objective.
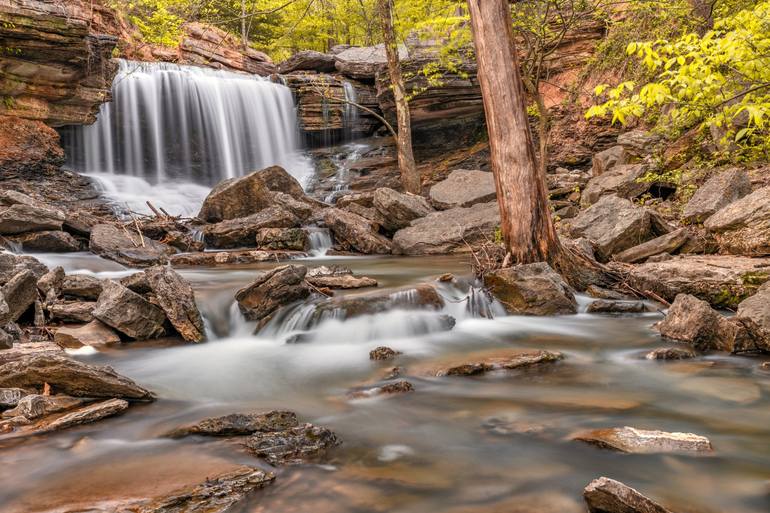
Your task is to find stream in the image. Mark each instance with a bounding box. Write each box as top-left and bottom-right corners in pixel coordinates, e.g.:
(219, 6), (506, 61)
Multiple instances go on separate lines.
(1, 252), (769, 513)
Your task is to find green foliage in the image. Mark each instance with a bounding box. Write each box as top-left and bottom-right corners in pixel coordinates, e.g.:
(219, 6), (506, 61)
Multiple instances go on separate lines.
(587, 1), (770, 163)
(119, 0), (185, 46)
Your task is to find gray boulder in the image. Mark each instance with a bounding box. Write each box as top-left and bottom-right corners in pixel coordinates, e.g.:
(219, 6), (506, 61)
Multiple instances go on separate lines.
(429, 169), (497, 209)
(372, 187), (433, 232)
(144, 266), (206, 343)
(204, 206), (300, 249)
(484, 263), (577, 316)
(323, 208), (393, 254)
(614, 228), (690, 263)
(656, 294), (734, 351)
(0, 270), (37, 324)
(682, 168), (751, 224)
(61, 274), (103, 299)
(93, 280), (167, 340)
(0, 252), (48, 283)
(581, 164), (650, 205)
(591, 145), (627, 176)
(0, 204), (65, 234)
(334, 44), (408, 80)
(393, 201), (500, 255)
(89, 224), (175, 267)
(704, 185), (770, 254)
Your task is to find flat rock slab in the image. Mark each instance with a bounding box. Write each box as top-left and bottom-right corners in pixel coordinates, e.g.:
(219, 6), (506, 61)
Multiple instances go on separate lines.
(89, 224), (174, 268)
(584, 477), (673, 513)
(54, 320), (121, 349)
(416, 349), (564, 377)
(573, 426), (712, 454)
(429, 169), (497, 209)
(167, 410), (299, 438)
(244, 423), (341, 465)
(307, 274), (378, 289)
(587, 300), (647, 314)
(0, 354), (154, 401)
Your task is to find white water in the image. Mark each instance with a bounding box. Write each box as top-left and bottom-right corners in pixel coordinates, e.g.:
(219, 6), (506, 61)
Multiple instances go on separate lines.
(60, 60), (315, 216)
(307, 228), (333, 257)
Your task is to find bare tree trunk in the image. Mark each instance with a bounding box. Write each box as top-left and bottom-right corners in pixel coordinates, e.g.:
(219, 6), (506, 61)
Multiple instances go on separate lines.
(377, 0), (420, 194)
(467, 0), (561, 264)
(241, 0), (248, 49)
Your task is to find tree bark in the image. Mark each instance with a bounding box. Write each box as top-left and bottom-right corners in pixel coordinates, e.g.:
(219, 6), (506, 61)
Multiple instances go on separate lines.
(377, 0), (421, 194)
(467, 0), (561, 264)
(241, 0), (248, 49)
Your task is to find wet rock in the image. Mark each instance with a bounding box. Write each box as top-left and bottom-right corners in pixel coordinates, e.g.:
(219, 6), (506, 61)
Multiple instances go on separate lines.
(645, 347), (696, 360)
(614, 228), (691, 264)
(30, 398), (129, 435)
(127, 465), (275, 513)
(655, 294), (734, 351)
(581, 164), (650, 206)
(587, 300), (647, 314)
(323, 208), (393, 254)
(573, 426), (712, 454)
(568, 195), (654, 261)
(54, 320), (121, 349)
(0, 270), (37, 324)
(429, 350), (564, 377)
(314, 283), (445, 320)
(372, 187), (433, 233)
(393, 201), (500, 255)
(236, 265), (310, 323)
(204, 206), (300, 249)
(93, 280), (166, 340)
(584, 477), (673, 513)
(484, 263), (577, 316)
(736, 281), (770, 331)
(168, 410), (299, 438)
(61, 274), (103, 299)
(2, 394), (85, 420)
(0, 204), (65, 234)
(0, 354), (154, 401)
(279, 50), (336, 73)
(144, 266), (205, 343)
(198, 166), (306, 223)
(728, 316), (770, 354)
(591, 145), (627, 176)
(348, 380), (414, 399)
(683, 168), (751, 224)
(171, 249), (301, 267)
(307, 274), (378, 289)
(6, 230), (81, 252)
(244, 423), (341, 465)
(256, 227), (309, 251)
(89, 224), (174, 267)
(0, 388), (29, 409)
(429, 169), (497, 209)
(369, 346), (402, 360)
(37, 266), (65, 303)
(705, 185), (770, 254)
(47, 301), (95, 323)
(620, 255), (770, 308)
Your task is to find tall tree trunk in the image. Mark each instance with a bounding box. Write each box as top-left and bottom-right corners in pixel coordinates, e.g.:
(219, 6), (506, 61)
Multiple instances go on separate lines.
(241, 0), (248, 49)
(467, 0), (561, 264)
(377, 0), (420, 194)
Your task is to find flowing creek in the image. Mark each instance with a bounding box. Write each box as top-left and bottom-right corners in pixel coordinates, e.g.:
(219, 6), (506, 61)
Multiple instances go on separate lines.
(1, 253), (769, 513)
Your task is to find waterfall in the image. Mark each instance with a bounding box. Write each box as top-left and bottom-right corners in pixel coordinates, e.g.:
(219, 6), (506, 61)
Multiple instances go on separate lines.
(307, 227), (333, 257)
(342, 81), (359, 136)
(59, 60), (314, 216)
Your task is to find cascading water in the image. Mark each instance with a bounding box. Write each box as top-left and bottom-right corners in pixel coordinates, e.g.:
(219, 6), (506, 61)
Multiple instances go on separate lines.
(342, 81), (359, 137)
(59, 60), (314, 216)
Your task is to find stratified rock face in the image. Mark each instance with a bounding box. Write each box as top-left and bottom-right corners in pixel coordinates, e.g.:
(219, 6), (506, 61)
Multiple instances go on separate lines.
(198, 166), (306, 223)
(656, 294), (734, 352)
(573, 426), (712, 454)
(279, 50), (337, 73)
(236, 265), (310, 323)
(93, 280), (167, 340)
(180, 22), (276, 75)
(0, 354), (154, 400)
(54, 320), (120, 349)
(204, 207), (300, 249)
(568, 195), (653, 262)
(323, 208), (393, 254)
(429, 169), (497, 209)
(392, 201), (500, 255)
(704, 185), (770, 254)
(0, 116), (64, 179)
(144, 266), (205, 343)
(682, 168), (751, 224)
(581, 164), (650, 206)
(484, 263), (578, 316)
(334, 44), (407, 80)
(372, 187), (433, 232)
(256, 228), (309, 251)
(0, 0), (119, 126)
(583, 477), (673, 513)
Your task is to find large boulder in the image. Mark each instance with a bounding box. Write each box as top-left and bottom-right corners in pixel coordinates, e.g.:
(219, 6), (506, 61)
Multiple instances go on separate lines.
(682, 168), (751, 224)
(484, 263), (577, 316)
(0, 354), (154, 401)
(428, 169), (497, 209)
(89, 224), (175, 267)
(591, 145), (627, 176)
(736, 281), (770, 331)
(198, 166), (306, 223)
(621, 255), (770, 308)
(334, 44), (408, 80)
(568, 195), (654, 261)
(244, 423), (340, 465)
(6, 230), (81, 252)
(323, 208), (393, 254)
(655, 294), (734, 351)
(392, 201), (500, 255)
(614, 228), (691, 264)
(0, 252), (48, 283)
(372, 187), (433, 232)
(144, 266), (205, 343)
(235, 265), (310, 323)
(583, 477), (673, 513)
(93, 280), (167, 340)
(0, 270), (37, 324)
(255, 228), (309, 251)
(704, 185), (770, 254)
(279, 50), (336, 73)
(0, 204), (65, 234)
(203, 206), (300, 249)
(581, 164), (650, 206)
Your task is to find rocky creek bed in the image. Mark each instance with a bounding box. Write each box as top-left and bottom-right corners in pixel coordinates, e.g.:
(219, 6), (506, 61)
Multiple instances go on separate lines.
(0, 252), (768, 513)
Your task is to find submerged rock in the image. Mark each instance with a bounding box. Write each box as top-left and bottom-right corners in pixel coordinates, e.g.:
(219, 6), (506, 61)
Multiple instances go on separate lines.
(429, 169), (496, 209)
(93, 280), (167, 340)
(644, 347), (696, 360)
(484, 263), (577, 316)
(587, 300), (647, 314)
(348, 380), (414, 399)
(244, 422), (341, 465)
(0, 354), (154, 401)
(573, 426), (712, 454)
(236, 265), (310, 323)
(54, 320), (121, 349)
(168, 410), (299, 438)
(144, 266), (205, 343)
(369, 346), (402, 360)
(584, 477), (674, 513)
(424, 350), (564, 377)
(682, 168), (751, 224)
(307, 274), (378, 289)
